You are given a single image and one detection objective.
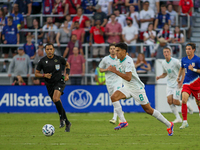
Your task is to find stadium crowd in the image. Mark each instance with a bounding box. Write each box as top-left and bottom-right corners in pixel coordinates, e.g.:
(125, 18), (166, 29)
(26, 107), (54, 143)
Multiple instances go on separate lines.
(0, 0), (195, 85)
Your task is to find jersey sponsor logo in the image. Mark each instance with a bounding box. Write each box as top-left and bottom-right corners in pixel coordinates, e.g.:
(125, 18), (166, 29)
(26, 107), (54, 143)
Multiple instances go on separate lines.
(54, 59), (58, 62)
(68, 89), (92, 109)
(55, 64), (60, 70)
(192, 63), (195, 67)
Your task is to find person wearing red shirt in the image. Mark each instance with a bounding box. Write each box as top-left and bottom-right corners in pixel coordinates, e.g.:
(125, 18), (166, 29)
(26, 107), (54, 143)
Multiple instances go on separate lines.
(52, 0), (65, 27)
(65, 0), (81, 15)
(72, 21), (85, 43)
(72, 7), (90, 29)
(179, 0), (193, 39)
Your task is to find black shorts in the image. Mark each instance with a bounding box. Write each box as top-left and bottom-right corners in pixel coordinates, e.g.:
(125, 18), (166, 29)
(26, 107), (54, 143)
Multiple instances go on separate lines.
(46, 81), (66, 99)
(3, 47), (17, 54)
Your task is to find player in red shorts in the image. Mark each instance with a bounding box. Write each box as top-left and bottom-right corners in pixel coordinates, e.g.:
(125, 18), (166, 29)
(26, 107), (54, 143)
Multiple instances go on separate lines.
(177, 43), (200, 129)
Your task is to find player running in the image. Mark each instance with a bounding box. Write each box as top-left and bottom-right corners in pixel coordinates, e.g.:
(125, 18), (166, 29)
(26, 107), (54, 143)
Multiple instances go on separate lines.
(156, 47), (193, 123)
(35, 43), (71, 132)
(107, 43), (174, 136)
(99, 44), (123, 124)
(177, 43), (200, 129)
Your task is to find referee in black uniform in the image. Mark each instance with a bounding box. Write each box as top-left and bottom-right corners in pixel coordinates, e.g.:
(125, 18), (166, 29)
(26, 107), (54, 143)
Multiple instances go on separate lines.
(35, 43), (71, 132)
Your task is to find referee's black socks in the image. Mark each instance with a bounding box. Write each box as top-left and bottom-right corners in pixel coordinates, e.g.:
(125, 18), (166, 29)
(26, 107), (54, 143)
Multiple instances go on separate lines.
(55, 101), (70, 125)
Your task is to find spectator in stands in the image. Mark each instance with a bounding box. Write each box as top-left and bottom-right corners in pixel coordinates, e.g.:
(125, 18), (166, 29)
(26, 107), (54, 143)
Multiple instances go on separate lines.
(142, 0), (160, 14)
(29, 18), (44, 44)
(72, 21), (85, 43)
(143, 23), (156, 57)
(81, 0), (97, 14)
(42, 17), (58, 43)
(154, 4), (171, 30)
(63, 34), (83, 58)
(179, 0), (193, 39)
(8, 47), (32, 85)
(0, 8), (6, 41)
(43, 0), (54, 14)
(33, 77), (42, 85)
(95, 66), (106, 85)
(52, 0), (65, 28)
(67, 47), (85, 85)
(2, 5), (9, 16)
(92, 5), (107, 27)
(105, 14), (122, 44)
(61, 14), (72, 29)
(32, 1), (42, 14)
(125, 0), (140, 12)
(139, 1), (155, 41)
(11, 5), (24, 30)
(113, 0), (126, 14)
(56, 20), (71, 56)
(84, 20), (92, 43)
(23, 35), (36, 59)
(167, 1), (179, 12)
(172, 26), (185, 57)
(157, 23), (173, 43)
(166, 4), (177, 27)
(155, 38), (171, 59)
(14, 0), (32, 16)
(122, 17), (138, 58)
(97, 0), (113, 16)
(126, 5), (140, 29)
(114, 9), (126, 28)
(135, 53), (151, 84)
(72, 7), (90, 29)
(65, 0), (81, 15)
(33, 46), (45, 67)
(12, 76), (26, 85)
(1, 16), (19, 72)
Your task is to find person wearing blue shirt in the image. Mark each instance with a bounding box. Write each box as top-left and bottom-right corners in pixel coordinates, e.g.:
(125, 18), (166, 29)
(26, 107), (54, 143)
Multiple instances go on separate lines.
(2, 16), (19, 58)
(125, 0), (140, 12)
(23, 35), (36, 59)
(154, 4), (171, 29)
(81, 0), (98, 14)
(10, 5), (24, 30)
(14, 0), (32, 16)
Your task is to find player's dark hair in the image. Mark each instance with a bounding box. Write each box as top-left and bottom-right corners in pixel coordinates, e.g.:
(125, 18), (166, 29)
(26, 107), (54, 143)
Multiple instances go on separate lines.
(115, 43), (128, 52)
(161, 4), (166, 8)
(186, 43), (196, 50)
(45, 43), (54, 49)
(109, 43), (115, 49)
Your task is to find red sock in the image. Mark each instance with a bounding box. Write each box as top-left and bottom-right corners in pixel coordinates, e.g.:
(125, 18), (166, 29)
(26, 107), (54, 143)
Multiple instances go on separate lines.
(198, 106), (200, 113)
(182, 103), (187, 121)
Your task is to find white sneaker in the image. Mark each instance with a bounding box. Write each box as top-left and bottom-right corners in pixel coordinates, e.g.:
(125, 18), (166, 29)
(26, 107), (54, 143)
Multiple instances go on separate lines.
(172, 118), (182, 123)
(187, 102), (193, 114)
(180, 121), (189, 129)
(109, 119), (116, 124)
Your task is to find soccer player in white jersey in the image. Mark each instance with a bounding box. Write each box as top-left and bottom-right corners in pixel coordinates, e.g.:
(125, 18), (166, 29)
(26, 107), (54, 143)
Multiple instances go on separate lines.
(107, 43), (174, 136)
(156, 47), (193, 123)
(99, 44), (123, 124)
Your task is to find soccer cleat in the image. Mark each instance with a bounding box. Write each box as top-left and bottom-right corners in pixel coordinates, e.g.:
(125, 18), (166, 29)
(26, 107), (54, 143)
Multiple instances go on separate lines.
(167, 122), (174, 136)
(59, 120), (65, 128)
(187, 102), (193, 114)
(172, 118), (182, 123)
(179, 121), (189, 129)
(114, 121), (128, 130)
(65, 122), (71, 132)
(109, 119), (116, 124)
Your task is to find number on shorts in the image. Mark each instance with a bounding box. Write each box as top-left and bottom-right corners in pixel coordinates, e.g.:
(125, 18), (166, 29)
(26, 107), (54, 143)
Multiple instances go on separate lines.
(139, 94), (144, 101)
(176, 91), (180, 96)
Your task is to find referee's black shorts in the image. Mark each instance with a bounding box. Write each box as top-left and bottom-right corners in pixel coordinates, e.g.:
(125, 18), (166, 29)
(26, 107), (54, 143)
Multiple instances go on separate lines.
(46, 81), (66, 100)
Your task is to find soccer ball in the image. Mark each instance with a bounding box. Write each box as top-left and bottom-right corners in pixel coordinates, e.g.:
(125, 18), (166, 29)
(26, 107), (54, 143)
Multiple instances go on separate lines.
(42, 124), (55, 136)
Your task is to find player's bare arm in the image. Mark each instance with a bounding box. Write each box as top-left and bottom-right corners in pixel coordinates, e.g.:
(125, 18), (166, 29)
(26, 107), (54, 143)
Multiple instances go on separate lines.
(64, 62), (70, 81)
(99, 68), (108, 73)
(188, 64), (200, 74)
(177, 67), (184, 84)
(107, 65), (132, 82)
(35, 70), (52, 79)
(156, 73), (167, 80)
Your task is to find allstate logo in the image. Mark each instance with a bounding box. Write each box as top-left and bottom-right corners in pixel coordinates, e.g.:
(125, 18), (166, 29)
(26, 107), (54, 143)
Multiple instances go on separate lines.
(68, 89), (93, 109)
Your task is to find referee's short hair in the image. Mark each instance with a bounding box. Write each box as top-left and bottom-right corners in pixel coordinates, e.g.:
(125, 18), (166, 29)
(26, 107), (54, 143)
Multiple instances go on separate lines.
(115, 42), (128, 52)
(45, 43), (54, 49)
(186, 42), (196, 50)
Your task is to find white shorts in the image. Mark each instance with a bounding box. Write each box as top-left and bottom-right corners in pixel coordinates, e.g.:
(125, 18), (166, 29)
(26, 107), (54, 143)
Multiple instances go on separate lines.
(118, 87), (149, 105)
(166, 86), (181, 100)
(107, 83), (122, 96)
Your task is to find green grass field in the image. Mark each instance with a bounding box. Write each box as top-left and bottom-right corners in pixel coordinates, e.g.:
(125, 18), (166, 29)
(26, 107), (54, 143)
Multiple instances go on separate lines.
(0, 113), (200, 150)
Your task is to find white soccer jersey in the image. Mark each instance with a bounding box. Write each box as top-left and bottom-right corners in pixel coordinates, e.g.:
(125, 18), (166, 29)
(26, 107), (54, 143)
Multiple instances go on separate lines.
(117, 55), (144, 90)
(162, 57), (181, 88)
(99, 55), (122, 86)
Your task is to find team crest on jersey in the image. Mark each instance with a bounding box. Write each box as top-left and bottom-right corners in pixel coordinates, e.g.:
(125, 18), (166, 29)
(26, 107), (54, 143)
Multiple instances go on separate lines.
(192, 63), (195, 67)
(55, 64), (60, 70)
(54, 59), (58, 62)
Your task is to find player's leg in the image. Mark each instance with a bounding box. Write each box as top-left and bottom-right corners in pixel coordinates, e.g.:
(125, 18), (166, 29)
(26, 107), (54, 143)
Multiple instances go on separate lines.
(195, 99), (200, 116)
(180, 92), (190, 129)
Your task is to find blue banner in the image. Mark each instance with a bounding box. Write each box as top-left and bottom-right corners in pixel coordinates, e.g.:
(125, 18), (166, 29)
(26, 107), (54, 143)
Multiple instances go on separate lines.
(0, 85), (155, 113)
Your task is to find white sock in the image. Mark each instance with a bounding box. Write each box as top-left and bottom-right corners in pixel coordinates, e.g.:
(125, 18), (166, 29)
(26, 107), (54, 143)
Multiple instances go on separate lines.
(152, 109), (171, 128)
(113, 101), (126, 122)
(169, 104), (181, 119)
(112, 108), (117, 121)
